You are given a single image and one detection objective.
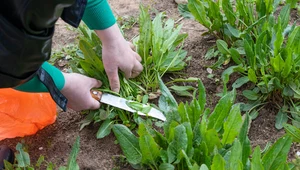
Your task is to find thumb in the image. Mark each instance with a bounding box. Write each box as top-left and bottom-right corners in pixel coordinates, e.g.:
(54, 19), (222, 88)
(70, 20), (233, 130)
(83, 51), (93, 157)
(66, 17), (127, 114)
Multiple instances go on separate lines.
(106, 67), (120, 92)
(88, 78), (102, 110)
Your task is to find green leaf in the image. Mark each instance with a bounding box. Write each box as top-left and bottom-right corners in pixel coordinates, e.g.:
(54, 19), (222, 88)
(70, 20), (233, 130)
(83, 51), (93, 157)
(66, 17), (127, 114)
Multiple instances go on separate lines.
(229, 139), (243, 170)
(243, 90), (259, 100)
(251, 146), (264, 170)
(208, 90), (236, 132)
(167, 124), (188, 163)
(205, 129), (221, 153)
(281, 49), (292, 78)
(211, 154), (225, 170)
(161, 24), (183, 53)
(152, 13), (163, 60)
(36, 156), (45, 168)
(178, 4), (195, 19)
(262, 136), (293, 170)
(229, 48), (243, 65)
(138, 123), (160, 166)
(244, 39), (255, 69)
(3, 160), (14, 170)
(138, 6), (152, 60)
(65, 137), (80, 170)
(158, 76), (178, 114)
(216, 40), (230, 55)
(222, 104), (243, 145)
(159, 163), (175, 170)
(79, 40), (104, 71)
(188, 0), (212, 28)
(222, 0), (236, 26)
(96, 119), (113, 139)
(276, 163), (290, 170)
(273, 19), (284, 56)
(287, 27), (300, 51)
(248, 68), (257, 83)
(284, 124), (300, 143)
(112, 124), (142, 164)
(16, 143), (30, 167)
(183, 122), (194, 157)
(232, 77), (249, 89)
(226, 24), (241, 38)
(270, 55), (285, 73)
(275, 110), (288, 130)
(200, 164), (209, 170)
(279, 4), (291, 30)
(198, 79), (206, 113)
(239, 113), (251, 166)
(170, 85), (195, 97)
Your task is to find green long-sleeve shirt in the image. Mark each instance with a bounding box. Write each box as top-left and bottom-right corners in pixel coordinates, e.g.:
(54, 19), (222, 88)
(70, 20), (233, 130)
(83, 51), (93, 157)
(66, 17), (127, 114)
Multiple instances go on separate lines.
(15, 0), (116, 92)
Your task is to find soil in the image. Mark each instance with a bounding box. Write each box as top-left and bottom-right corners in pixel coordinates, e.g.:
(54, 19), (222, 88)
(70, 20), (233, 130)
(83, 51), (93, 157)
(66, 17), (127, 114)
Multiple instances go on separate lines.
(1, 0), (299, 169)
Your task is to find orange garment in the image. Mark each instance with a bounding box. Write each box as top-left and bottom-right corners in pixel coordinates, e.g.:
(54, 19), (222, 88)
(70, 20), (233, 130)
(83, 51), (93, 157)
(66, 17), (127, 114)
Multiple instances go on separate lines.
(0, 88), (56, 140)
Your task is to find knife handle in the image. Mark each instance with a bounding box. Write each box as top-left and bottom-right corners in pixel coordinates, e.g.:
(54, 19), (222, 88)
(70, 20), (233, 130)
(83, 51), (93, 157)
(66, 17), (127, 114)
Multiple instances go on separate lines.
(90, 90), (103, 101)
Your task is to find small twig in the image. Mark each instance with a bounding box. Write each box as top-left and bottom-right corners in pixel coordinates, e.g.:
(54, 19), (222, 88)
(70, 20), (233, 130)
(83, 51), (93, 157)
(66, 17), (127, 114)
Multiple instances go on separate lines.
(175, 17), (184, 24)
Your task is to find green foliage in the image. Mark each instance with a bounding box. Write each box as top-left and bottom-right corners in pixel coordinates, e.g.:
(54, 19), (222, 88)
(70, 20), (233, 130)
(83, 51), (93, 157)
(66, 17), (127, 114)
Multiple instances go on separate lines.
(4, 137), (80, 170)
(113, 78), (295, 169)
(181, 0), (300, 129)
(135, 6), (191, 92)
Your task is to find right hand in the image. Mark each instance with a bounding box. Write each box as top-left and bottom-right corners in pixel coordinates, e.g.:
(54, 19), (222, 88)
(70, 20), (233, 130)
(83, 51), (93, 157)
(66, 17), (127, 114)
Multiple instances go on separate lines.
(61, 73), (102, 111)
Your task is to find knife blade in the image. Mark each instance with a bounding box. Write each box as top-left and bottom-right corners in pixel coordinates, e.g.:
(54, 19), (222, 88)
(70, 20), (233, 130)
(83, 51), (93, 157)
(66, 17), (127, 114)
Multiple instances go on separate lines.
(90, 90), (166, 121)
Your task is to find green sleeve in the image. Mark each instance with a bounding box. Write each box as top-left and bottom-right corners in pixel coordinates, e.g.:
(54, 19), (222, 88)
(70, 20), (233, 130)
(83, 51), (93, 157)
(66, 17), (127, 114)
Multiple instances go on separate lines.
(82, 0), (116, 30)
(14, 62), (65, 92)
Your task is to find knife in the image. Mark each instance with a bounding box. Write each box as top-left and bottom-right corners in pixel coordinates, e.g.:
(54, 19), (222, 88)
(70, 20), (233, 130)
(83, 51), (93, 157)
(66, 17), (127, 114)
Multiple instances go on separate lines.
(90, 90), (166, 121)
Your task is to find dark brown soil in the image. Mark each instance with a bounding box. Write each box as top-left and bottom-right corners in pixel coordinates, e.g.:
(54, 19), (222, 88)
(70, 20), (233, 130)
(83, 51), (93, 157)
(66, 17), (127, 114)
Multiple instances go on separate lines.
(1, 0), (299, 169)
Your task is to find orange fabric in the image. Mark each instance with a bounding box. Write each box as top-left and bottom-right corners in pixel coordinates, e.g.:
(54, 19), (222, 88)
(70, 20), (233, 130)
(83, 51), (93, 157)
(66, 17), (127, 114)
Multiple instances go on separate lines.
(0, 88), (57, 140)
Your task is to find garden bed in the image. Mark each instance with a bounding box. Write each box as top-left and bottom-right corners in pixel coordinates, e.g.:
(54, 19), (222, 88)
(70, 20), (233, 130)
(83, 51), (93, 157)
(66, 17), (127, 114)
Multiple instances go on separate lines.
(1, 0), (299, 169)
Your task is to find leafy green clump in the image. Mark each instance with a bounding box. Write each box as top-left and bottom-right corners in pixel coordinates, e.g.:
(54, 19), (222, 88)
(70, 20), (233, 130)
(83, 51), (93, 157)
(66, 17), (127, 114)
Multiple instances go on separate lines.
(180, 0), (300, 129)
(113, 77), (297, 169)
(135, 6), (191, 92)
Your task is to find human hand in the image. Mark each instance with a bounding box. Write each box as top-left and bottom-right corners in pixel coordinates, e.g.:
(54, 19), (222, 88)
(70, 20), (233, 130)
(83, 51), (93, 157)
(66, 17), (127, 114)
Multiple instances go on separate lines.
(61, 73), (102, 111)
(96, 24), (143, 92)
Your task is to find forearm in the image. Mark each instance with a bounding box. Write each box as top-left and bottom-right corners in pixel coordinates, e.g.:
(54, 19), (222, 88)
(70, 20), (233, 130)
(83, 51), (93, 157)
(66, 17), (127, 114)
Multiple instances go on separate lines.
(15, 62), (65, 92)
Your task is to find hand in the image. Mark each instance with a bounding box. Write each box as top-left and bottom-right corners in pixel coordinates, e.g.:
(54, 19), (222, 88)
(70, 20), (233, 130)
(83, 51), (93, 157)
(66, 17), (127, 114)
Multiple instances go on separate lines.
(61, 73), (102, 111)
(96, 24), (143, 92)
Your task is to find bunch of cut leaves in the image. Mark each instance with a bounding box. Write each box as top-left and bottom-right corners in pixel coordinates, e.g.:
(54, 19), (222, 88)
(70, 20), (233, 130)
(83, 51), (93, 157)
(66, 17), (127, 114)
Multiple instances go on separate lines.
(4, 137), (80, 170)
(220, 4), (300, 129)
(72, 24), (145, 137)
(134, 5), (191, 93)
(113, 77), (298, 169)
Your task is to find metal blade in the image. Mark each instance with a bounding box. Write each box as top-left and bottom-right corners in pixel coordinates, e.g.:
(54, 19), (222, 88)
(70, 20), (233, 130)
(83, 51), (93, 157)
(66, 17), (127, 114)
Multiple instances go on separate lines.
(100, 93), (166, 121)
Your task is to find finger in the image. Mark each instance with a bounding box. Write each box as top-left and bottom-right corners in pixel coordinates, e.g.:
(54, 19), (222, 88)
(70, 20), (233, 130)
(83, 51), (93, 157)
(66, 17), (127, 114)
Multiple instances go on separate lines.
(131, 60), (143, 78)
(106, 67), (121, 92)
(91, 79), (102, 88)
(135, 53), (142, 62)
(128, 41), (135, 50)
(89, 97), (101, 110)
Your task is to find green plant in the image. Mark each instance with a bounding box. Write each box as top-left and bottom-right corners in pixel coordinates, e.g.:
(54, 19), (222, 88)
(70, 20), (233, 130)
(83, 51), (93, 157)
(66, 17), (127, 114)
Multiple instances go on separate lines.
(113, 77), (295, 169)
(4, 137), (80, 170)
(135, 6), (191, 92)
(181, 0), (300, 129)
(76, 5), (192, 138)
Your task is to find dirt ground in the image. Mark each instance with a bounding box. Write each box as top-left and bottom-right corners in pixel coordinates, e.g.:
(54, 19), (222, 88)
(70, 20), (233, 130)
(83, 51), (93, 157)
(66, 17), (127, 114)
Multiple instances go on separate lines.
(1, 0), (299, 169)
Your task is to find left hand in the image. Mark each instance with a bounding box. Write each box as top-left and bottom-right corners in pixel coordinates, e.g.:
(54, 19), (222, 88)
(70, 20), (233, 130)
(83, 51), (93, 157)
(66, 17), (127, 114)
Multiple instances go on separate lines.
(96, 24), (143, 92)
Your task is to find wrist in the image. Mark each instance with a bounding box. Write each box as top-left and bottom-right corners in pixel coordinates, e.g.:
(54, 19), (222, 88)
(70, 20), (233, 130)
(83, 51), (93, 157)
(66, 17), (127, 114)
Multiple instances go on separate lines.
(95, 23), (124, 45)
